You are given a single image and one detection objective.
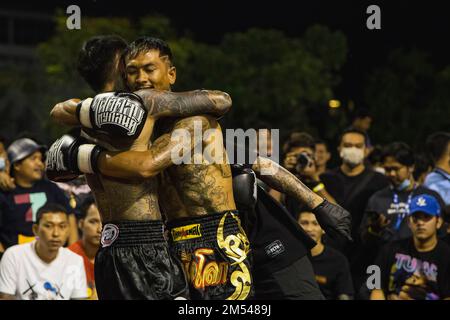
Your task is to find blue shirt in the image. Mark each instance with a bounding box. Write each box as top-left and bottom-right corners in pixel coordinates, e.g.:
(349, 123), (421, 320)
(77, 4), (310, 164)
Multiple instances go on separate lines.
(424, 168), (450, 206)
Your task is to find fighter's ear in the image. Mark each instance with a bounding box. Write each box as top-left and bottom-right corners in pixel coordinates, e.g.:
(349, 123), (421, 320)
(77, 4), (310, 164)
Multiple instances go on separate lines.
(168, 66), (176, 85)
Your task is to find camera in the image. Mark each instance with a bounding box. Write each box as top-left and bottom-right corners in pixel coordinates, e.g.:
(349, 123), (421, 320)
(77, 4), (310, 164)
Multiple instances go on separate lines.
(296, 152), (314, 170)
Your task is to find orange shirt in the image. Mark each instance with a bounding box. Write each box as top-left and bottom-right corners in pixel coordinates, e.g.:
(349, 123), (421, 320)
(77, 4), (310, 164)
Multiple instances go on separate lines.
(68, 240), (96, 299)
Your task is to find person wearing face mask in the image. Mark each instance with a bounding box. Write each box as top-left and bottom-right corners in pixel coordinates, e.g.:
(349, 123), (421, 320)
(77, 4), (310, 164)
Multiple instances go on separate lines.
(356, 143), (446, 299)
(327, 128), (389, 297)
(329, 129), (389, 239)
(362, 142), (446, 245)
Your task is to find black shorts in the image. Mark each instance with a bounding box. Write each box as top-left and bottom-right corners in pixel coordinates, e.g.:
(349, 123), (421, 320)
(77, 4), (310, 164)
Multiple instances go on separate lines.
(167, 211), (253, 300)
(94, 220), (188, 300)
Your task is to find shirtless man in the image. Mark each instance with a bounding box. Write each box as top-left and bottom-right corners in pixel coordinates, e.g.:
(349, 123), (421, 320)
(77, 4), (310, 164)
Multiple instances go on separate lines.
(46, 35), (232, 300)
(77, 37), (353, 300)
(52, 37), (254, 300)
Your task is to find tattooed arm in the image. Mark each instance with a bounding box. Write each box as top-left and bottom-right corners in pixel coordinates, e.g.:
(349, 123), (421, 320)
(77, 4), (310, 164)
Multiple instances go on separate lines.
(252, 156), (352, 241)
(136, 89), (231, 118)
(50, 89), (231, 127)
(251, 156), (324, 209)
(97, 116), (211, 179)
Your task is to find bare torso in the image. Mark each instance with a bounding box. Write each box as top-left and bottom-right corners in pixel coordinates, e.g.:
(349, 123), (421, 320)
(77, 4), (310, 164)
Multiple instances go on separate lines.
(83, 118), (162, 222)
(158, 115), (236, 221)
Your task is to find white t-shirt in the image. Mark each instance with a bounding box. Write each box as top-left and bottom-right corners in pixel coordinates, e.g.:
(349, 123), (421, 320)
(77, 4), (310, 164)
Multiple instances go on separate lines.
(0, 241), (88, 300)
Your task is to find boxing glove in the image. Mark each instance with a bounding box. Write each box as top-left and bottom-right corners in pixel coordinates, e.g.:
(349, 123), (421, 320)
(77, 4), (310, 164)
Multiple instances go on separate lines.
(76, 91), (147, 138)
(46, 134), (104, 182)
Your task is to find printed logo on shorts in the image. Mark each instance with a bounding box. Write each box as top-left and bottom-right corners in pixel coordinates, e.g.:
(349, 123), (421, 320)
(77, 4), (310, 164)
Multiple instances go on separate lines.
(265, 240), (285, 258)
(171, 224), (202, 242)
(101, 224), (119, 247)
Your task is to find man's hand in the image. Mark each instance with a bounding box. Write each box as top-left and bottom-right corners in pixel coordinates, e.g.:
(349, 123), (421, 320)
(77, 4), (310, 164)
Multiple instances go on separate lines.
(0, 171), (15, 191)
(368, 213), (390, 234)
(283, 151), (298, 171)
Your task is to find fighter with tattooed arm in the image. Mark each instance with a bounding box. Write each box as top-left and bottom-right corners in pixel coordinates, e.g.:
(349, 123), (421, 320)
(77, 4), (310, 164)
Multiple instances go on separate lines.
(63, 37), (351, 300)
(51, 37), (254, 300)
(47, 35), (232, 300)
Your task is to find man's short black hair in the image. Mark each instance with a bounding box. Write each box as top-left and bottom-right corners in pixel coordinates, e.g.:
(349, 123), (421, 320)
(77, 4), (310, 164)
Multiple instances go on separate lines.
(351, 107), (372, 122)
(79, 196), (96, 220)
(0, 135), (6, 146)
(124, 36), (174, 65)
(283, 132), (315, 154)
(367, 144), (384, 166)
(426, 131), (450, 164)
(338, 128), (367, 145)
(314, 138), (328, 148)
(413, 153), (433, 181)
(381, 142), (415, 167)
(35, 203), (69, 224)
(77, 35), (128, 92)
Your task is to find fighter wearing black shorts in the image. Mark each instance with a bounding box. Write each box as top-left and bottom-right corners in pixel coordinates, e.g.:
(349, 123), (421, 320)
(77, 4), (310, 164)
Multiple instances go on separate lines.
(47, 35), (233, 299)
(74, 37), (254, 300)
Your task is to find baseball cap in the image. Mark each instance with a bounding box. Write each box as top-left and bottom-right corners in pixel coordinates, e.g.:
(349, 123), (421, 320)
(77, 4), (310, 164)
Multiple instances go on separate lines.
(408, 194), (441, 217)
(7, 138), (47, 165)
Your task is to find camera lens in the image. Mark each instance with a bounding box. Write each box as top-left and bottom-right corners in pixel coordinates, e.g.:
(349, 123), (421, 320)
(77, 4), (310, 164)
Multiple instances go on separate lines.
(296, 153), (310, 168)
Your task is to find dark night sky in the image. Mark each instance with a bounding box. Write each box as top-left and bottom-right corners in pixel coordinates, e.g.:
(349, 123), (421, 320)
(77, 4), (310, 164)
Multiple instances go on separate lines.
(2, 0), (450, 104)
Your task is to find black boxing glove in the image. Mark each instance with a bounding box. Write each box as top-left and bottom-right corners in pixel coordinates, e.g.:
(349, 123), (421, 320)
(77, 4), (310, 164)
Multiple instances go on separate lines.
(76, 91), (147, 138)
(45, 134), (104, 182)
(312, 200), (352, 242)
(231, 164), (258, 211)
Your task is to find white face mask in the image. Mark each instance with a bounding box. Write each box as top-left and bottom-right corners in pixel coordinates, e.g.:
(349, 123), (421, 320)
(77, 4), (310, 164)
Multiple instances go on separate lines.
(340, 147), (365, 167)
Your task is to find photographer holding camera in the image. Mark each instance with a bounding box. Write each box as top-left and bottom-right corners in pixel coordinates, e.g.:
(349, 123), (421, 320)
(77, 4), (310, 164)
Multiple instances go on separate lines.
(282, 132), (341, 213)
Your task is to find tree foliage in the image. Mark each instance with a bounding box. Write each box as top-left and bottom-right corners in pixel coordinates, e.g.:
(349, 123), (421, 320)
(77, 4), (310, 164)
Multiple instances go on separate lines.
(1, 14), (347, 145)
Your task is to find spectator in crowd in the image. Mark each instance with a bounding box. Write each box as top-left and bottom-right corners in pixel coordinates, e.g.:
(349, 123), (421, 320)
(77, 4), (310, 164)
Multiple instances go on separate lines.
(367, 145), (385, 175)
(358, 142), (446, 298)
(0, 136), (15, 192)
(314, 139), (331, 176)
(424, 132), (450, 214)
(361, 142), (446, 244)
(370, 194), (450, 300)
(68, 196), (100, 300)
(349, 107), (373, 152)
(414, 153), (434, 186)
(327, 128), (389, 295)
(298, 211), (354, 300)
(0, 138), (77, 253)
(282, 132), (341, 211)
(329, 129), (389, 238)
(0, 203), (87, 300)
